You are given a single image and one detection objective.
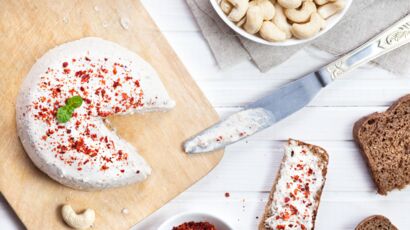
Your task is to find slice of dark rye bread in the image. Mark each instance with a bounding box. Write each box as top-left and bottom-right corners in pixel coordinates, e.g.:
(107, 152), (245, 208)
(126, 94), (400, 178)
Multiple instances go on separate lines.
(354, 94), (410, 195)
(355, 215), (398, 230)
(259, 139), (329, 230)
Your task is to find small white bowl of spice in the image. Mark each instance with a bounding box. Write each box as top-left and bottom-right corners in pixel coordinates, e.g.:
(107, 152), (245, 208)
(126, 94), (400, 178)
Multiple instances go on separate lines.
(210, 0), (352, 46)
(158, 212), (233, 230)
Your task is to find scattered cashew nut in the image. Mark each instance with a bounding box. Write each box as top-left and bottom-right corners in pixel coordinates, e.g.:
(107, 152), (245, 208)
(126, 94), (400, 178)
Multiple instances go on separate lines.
(285, 0), (317, 23)
(243, 5), (264, 34)
(291, 13), (326, 39)
(227, 0), (249, 22)
(272, 3), (292, 38)
(250, 0), (276, 20)
(277, 0), (302, 9)
(318, 0), (345, 19)
(62, 204), (95, 230)
(259, 21), (287, 41)
(220, 0), (233, 14)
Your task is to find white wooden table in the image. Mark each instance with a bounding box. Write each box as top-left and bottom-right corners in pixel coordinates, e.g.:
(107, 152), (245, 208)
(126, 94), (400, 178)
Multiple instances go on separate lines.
(1, 1), (410, 229)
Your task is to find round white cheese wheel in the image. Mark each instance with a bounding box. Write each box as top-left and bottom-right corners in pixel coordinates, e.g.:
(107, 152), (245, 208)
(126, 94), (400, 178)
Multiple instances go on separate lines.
(16, 37), (175, 190)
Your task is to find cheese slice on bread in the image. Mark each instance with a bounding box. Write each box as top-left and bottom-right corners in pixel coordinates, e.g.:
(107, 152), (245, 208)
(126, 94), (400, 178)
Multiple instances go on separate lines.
(260, 139), (329, 230)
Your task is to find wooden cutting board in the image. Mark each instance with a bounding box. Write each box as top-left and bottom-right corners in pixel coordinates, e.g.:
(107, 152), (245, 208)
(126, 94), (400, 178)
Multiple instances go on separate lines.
(0, 0), (223, 229)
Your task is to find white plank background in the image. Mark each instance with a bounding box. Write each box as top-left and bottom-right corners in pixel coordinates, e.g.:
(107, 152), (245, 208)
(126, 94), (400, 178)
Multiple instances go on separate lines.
(1, 0), (410, 229)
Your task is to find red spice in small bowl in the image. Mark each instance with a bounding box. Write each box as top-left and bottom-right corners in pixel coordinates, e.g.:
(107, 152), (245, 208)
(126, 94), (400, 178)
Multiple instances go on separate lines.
(172, 221), (216, 230)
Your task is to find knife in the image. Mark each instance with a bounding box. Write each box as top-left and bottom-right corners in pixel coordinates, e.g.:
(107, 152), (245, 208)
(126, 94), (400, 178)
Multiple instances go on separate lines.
(184, 14), (410, 154)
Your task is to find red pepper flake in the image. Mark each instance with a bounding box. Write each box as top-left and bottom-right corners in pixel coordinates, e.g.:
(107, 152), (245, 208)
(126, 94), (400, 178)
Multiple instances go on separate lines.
(113, 79), (121, 88)
(120, 169), (125, 173)
(77, 167), (82, 171)
(62, 62), (68, 68)
(75, 70), (86, 77)
(291, 175), (299, 181)
(135, 80), (140, 87)
(100, 165), (109, 171)
(113, 67), (117, 75)
(85, 57), (91, 61)
(301, 224), (306, 230)
(307, 168), (313, 176)
(63, 68), (71, 74)
(277, 225), (285, 230)
(282, 212), (290, 221)
(224, 192), (230, 198)
(81, 74), (91, 83)
(284, 197), (290, 203)
(289, 204), (298, 215)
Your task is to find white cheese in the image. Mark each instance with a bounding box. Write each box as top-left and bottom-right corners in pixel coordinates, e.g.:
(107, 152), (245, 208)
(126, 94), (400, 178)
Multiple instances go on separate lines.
(184, 108), (273, 153)
(265, 140), (327, 230)
(16, 37), (175, 190)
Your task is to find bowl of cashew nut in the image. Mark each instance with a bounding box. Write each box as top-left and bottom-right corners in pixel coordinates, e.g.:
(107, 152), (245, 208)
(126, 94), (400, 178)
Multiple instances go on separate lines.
(211, 0), (352, 46)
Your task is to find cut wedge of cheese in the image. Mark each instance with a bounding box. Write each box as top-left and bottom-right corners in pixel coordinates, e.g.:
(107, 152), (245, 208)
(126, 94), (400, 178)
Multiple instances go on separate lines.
(16, 37), (175, 190)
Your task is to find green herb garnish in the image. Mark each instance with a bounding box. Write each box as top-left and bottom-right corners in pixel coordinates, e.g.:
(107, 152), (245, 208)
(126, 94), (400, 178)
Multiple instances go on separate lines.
(56, 96), (83, 123)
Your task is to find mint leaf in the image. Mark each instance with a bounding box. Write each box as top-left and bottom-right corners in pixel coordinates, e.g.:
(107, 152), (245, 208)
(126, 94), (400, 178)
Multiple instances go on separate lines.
(67, 95), (83, 108)
(56, 96), (83, 123)
(56, 106), (72, 123)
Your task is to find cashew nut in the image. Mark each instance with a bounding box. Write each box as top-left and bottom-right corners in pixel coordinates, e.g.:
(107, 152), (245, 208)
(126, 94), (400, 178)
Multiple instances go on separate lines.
(259, 21), (287, 41)
(249, 0), (275, 20)
(314, 0), (336, 6)
(227, 0), (249, 22)
(272, 3), (292, 38)
(277, 0), (302, 9)
(243, 5), (264, 34)
(62, 204), (95, 230)
(220, 0), (233, 14)
(236, 16), (246, 27)
(285, 0), (317, 23)
(318, 0), (345, 19)
(291, 13), (326, 39)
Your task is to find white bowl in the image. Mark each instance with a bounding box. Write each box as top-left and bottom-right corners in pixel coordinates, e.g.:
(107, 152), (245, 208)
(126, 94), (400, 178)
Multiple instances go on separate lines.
(210, 0), (352, 46)
(158, 212), (233, 230)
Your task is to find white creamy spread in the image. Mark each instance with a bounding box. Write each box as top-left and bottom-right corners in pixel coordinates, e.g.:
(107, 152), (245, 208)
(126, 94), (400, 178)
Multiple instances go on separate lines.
(265, 140), (327, 230)
(184, 108), (273, 153)
(16, 37), (175, 190)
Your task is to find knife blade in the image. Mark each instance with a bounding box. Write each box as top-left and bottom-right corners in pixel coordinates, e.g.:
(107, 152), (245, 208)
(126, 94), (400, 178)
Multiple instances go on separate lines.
(184, 14), (410, 154)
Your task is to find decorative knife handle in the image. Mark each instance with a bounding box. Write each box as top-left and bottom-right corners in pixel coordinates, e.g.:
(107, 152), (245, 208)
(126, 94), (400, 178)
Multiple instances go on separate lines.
(325, 14), (410, 80)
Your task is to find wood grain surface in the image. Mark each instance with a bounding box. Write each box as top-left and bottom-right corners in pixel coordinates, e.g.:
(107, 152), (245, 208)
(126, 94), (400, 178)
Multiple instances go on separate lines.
(0, 0), (223, 229)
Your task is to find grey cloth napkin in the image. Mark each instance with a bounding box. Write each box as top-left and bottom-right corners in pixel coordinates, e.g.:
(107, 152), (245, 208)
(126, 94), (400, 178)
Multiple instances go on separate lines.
(186, 0), (410, 75)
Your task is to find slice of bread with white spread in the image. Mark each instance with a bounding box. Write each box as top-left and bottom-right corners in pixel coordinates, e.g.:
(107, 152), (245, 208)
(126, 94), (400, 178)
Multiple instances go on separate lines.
(260, 139), (329, 230)
(355, 215), (397, 230)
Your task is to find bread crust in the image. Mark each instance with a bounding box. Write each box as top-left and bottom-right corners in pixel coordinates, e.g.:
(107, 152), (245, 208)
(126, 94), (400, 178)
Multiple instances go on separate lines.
(353, 94), (410, 195)
(355, 215), (398, 230)
(259, 139), (329, 230)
